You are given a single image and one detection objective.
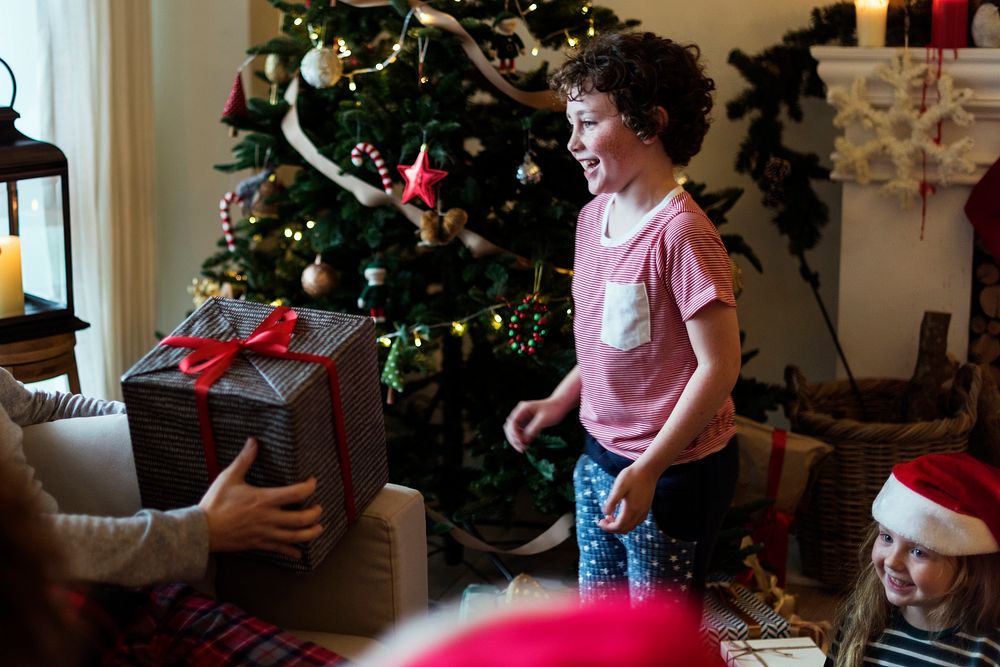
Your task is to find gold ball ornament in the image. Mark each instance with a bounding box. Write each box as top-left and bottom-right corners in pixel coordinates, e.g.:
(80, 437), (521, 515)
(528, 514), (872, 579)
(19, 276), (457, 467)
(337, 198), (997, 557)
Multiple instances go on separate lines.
(301, 255), (339, 297)
(264, 53), (294, 84)
(300, 47), (343, 89)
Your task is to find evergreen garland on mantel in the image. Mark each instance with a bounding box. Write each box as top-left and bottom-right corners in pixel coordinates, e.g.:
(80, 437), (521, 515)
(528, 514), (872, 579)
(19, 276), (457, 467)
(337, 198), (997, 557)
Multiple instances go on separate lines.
(727, 1), (933, 257)
(725, 1), (934, 391)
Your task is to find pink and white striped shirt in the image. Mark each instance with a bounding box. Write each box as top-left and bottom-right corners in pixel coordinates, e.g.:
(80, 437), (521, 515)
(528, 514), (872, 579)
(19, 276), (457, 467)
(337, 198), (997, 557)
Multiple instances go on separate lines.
(572, 187), (736, 464)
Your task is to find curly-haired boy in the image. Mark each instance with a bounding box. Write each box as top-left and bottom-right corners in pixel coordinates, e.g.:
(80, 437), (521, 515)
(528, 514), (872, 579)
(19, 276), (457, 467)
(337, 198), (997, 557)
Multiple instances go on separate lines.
(505, 31), (740, 609)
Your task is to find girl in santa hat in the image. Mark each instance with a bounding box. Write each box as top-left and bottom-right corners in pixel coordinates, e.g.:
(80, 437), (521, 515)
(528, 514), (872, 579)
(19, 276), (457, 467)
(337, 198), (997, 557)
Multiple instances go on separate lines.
(826, 452), (1000, 666)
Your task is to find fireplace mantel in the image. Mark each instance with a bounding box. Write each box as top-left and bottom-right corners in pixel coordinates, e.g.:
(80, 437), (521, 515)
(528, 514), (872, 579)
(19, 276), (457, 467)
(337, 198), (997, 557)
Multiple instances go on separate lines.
(811, 47), (1000, 379)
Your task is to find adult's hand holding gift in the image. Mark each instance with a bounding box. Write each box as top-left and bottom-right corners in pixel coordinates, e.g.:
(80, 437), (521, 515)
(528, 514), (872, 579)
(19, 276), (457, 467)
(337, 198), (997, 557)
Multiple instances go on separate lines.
(199, 436), (324, 560)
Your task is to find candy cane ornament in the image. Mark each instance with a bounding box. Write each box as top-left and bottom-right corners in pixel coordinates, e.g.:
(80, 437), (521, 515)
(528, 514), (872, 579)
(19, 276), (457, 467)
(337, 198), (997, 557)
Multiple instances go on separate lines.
(219, 191), (242, 252)
(351, 142), (394, 195)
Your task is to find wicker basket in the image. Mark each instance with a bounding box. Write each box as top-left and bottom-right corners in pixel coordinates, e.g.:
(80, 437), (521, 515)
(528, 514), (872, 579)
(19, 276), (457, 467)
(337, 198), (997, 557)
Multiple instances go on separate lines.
(785, 363), (981, 590)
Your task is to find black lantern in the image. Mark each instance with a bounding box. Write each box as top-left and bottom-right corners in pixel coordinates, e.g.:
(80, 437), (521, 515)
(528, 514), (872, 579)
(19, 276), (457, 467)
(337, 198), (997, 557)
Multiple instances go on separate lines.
(0, 56), (87, 343)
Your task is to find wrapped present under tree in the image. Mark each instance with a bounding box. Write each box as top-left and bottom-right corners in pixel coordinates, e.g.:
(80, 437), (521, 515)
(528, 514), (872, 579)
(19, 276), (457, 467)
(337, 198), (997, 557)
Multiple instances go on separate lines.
(702, 581), (790, 647)
(720, 637), (825, 667)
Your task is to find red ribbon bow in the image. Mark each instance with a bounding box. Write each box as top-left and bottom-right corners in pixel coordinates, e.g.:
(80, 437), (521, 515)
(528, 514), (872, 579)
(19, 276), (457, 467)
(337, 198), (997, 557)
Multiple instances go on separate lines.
(161, 306), (356, 523)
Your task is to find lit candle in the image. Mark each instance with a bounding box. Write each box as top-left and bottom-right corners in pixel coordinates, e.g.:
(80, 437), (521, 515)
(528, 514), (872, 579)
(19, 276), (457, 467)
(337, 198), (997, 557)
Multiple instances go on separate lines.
(855, 0), (889, 47)
(932, 0), (969, 48)
(0, 235), (25, 318)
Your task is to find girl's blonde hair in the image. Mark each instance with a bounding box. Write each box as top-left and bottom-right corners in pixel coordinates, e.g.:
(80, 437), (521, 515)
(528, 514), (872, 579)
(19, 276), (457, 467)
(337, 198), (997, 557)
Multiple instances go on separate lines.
(834, 523), (1000, 667)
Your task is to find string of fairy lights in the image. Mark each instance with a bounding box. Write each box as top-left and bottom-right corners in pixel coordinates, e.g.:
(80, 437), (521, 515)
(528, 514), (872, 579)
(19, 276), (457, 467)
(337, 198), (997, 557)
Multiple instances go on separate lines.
(282, 0), (597, 93)
(203, 269), (573, 351)
(219, 1), (598, 352)
(254, 0), (594, 242)
(372, 260), (574, 350)
(374, 296), (572, 349)
(247, 0), (599, 247)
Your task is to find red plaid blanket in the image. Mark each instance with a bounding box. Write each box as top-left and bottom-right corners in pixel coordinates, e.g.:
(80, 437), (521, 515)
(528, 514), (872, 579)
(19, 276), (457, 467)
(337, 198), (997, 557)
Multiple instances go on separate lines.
(68, 583), (345, 666)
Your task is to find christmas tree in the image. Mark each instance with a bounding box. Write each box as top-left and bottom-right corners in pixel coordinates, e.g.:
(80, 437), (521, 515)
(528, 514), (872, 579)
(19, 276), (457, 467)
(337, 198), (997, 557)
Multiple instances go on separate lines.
(199, 0), (760, 522)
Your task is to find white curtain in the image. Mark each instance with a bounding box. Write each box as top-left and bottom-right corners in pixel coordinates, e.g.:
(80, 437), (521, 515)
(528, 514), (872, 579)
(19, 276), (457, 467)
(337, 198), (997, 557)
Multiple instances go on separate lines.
(36, 0), (156, 399)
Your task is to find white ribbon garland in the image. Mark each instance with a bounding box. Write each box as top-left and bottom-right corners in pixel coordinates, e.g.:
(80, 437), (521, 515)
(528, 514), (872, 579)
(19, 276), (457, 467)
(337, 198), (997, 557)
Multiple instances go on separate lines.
(336, 0), (564, 111)
(426, 506), (574, 556)
(281, 77), (509, 259)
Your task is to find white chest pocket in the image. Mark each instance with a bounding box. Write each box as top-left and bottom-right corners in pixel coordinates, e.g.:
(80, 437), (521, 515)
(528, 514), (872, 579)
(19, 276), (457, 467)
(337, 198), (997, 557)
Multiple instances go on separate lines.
(600, 282), (651, 351)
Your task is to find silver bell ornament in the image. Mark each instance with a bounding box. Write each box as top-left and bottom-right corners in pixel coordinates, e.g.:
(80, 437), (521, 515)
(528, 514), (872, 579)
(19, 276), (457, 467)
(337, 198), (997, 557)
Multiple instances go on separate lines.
(300, 46), (343, 89)
(516, 151), (542, 185)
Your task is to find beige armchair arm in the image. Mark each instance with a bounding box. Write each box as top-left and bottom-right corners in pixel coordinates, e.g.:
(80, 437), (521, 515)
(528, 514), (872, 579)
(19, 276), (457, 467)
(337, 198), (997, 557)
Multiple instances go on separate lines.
(215, 483), (428, 638)
(20, 414), (428, 656)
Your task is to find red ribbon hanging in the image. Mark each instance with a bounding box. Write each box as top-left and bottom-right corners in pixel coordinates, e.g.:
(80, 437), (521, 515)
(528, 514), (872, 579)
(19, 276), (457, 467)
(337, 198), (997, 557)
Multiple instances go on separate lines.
(752, 428), (792, 586)
(160, 306), (357, 523)
(765, 429), (787, 502)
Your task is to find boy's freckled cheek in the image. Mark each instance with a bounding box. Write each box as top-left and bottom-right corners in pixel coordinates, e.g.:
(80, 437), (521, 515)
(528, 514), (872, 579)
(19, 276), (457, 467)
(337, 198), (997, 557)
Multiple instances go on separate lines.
(598, 139), (630, 161)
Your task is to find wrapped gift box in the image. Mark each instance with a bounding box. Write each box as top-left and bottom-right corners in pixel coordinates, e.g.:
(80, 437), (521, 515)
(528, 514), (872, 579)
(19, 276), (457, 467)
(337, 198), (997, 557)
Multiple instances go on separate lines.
(702, 582), (790, 647)
(720, 637), (826, 666)
(733, 416), (832, 516)
(459, 574), (555, 619)
(121, 297), (388, 571)
(734, 416), (834, 585)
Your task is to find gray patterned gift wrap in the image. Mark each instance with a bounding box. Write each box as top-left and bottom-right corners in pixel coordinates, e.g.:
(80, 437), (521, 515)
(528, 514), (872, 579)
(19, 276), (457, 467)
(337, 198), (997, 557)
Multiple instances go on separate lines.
(121, 297), (388, 572)
(701, 582), (790, 647)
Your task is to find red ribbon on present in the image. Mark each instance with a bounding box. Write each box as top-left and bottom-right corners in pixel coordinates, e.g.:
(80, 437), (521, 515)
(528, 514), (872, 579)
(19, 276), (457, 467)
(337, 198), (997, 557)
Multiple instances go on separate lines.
(765, 429), (786, 502)
(160, 306), (357, 523)
(752, 428), (792, 586)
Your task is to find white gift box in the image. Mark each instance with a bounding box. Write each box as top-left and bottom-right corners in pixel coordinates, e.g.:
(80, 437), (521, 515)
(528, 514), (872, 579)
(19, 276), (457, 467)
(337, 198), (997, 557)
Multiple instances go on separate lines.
(720, 637), (826, 666)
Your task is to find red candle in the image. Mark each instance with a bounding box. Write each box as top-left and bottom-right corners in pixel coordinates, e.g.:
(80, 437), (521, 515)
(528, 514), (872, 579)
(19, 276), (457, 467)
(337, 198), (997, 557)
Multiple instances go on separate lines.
(931, 0), (968, 48)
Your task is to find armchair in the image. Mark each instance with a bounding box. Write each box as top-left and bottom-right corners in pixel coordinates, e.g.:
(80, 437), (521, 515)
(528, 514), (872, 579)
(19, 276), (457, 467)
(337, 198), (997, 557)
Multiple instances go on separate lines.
(21, 413), (428, 661)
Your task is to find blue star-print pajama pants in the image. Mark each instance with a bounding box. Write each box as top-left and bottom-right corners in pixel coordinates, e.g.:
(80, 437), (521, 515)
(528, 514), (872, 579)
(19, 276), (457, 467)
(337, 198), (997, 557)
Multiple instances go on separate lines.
(575, 454), (695, 604)
(574, 432), (739, 608)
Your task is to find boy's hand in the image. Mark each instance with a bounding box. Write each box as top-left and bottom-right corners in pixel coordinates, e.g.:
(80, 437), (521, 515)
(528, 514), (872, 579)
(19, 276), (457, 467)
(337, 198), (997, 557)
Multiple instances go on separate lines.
(598, 464), (659, 534)
(199, 437), (323, 559)
(503, 398), (564, 452)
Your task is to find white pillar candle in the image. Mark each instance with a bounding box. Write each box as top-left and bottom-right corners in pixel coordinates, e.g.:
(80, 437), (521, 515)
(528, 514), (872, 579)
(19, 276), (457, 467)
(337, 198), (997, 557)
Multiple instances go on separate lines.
(856, 0), (890, 47)
(0, 235), (25, 318)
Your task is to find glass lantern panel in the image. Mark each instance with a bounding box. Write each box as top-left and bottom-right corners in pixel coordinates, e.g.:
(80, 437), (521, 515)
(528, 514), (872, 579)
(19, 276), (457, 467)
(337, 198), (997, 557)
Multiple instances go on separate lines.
(0, 174), (67, 312)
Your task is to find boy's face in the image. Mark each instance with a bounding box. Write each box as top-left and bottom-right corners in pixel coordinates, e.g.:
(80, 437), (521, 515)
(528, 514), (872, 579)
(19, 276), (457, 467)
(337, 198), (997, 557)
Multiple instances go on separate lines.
(565, 87), (648, 197)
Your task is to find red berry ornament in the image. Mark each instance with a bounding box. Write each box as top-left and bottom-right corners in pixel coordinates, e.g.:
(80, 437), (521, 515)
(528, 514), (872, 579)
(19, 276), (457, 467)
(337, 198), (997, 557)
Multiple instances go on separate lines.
(506, 293), (549, 356)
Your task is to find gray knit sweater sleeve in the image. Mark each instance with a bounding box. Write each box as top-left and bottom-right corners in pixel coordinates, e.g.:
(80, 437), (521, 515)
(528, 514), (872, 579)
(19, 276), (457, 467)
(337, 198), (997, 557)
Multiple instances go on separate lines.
(49, 508), (210, 586)
(1, 371), (126, 423)
(1, 368), (209, 586)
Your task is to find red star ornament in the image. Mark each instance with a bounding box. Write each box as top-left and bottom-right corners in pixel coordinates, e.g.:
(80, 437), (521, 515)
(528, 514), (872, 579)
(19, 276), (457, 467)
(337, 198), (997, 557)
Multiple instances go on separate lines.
(397, 143), (449, 208)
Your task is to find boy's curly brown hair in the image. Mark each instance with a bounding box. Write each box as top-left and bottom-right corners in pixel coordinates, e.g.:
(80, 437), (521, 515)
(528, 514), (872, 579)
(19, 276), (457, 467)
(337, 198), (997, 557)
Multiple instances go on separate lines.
(549, 31), (715, 167)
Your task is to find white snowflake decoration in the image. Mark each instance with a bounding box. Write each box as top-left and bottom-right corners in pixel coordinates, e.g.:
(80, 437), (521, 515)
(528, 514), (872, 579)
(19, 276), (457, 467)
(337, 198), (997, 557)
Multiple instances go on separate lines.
(827, 50), (975, 208)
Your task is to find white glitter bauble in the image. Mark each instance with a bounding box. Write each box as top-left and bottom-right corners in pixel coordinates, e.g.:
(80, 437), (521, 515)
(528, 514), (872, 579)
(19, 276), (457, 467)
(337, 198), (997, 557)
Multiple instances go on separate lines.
(300, 47), (343, 89)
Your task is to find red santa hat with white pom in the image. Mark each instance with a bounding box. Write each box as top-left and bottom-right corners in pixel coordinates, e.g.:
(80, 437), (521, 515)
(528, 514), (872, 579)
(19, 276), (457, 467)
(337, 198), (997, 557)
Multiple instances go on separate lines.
(872, 452), (1000, 556)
